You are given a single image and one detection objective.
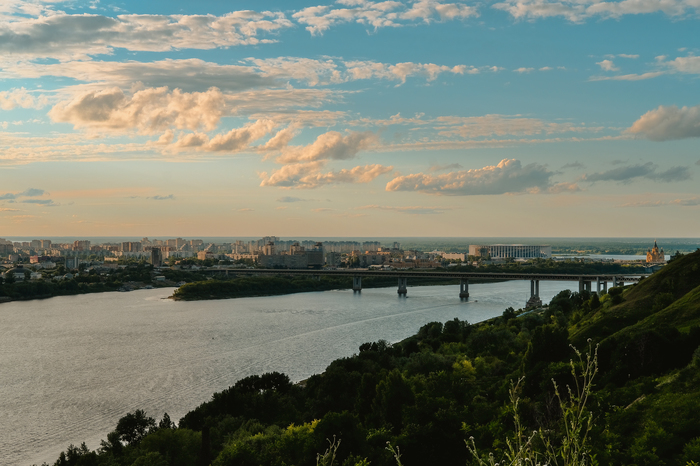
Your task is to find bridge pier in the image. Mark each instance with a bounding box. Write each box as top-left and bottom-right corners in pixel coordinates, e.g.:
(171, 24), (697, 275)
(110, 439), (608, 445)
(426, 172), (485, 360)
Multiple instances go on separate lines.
(353, 276), (362, 292)
(526, 279), (542, 308)
(459, 279), (469, 299)
(397, 277), (408, 296)
(598, 278), (607, 295)
(579, 280), (592, 294)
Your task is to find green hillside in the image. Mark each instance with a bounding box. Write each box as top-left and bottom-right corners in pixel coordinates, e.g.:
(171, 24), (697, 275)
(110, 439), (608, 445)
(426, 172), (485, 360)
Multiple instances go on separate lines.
(571, 249), (700, 344)
(45, 251), (700, 466)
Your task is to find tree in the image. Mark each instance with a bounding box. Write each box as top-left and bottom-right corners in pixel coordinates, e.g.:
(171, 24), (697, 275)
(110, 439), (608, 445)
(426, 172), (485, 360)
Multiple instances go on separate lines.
(114, 409), (156, 445)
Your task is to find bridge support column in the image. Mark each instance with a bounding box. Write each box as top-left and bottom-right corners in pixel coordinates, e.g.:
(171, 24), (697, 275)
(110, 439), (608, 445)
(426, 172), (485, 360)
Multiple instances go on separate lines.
(459, 279), (469, 299)
(397, 277), (408, 296)
(526, 279), (543, 308)
(613, 277), (618, 288)
(601, 280), (608, 294)
(352, 276), (362, 292)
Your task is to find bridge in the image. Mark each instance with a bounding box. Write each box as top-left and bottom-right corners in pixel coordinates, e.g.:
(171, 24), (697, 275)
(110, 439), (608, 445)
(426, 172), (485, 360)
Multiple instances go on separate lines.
(199, 268), (646, 307)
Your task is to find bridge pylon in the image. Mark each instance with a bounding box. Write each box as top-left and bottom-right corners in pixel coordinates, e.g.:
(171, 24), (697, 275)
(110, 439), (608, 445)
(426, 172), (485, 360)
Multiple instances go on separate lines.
(459, 279), (469, 299)
(397, 277), (408, 296)
(353, 276), (362, 292)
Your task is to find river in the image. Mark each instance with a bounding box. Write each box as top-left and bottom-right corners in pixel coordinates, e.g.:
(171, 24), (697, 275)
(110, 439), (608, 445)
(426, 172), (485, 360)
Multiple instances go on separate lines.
(0, 280), (579, 466)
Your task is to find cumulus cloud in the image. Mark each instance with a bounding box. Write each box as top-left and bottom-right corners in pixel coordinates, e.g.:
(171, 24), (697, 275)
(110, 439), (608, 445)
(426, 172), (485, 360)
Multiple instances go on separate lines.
(581, 162), (691, 183)
(260, 163), (393, 189)
(171, 119), (277, 152)
(49, 86), (228, 134)
(293, 0), (478, 36)
(343, 60), (469, 84)
(661, 55), (700, 75)
(0, 10), (293, 60)
(513, 67), (534, 73)
(596, 59), (619, 71)
(627, 104), (700, 141)
(385, 158), (555, 195)
(276, 131), (378, 164)
(492, 0), (697, 22)
(0, 87), (49, 110)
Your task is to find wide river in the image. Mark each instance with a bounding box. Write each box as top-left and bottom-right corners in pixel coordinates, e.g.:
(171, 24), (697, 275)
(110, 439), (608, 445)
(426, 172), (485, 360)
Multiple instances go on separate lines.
(1, 280), (579, 466)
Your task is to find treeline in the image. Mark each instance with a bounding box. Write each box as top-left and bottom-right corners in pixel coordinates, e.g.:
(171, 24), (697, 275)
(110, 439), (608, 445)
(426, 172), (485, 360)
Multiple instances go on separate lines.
(170, 275), (450, 301)
(454, 258), (648, 274)
(46, 251), (700, 466)
(0, 263), (156, 301)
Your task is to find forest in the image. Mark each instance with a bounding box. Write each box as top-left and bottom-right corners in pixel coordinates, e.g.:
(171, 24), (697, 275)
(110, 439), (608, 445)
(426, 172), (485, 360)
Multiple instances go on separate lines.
(44, 250), (700, 466)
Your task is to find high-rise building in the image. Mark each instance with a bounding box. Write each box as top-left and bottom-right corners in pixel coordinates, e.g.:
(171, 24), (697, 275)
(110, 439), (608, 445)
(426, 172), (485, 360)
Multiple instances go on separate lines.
(151, 248), (163, 267)
(121, 242), (142, 252)
(72, 240), (90, 251)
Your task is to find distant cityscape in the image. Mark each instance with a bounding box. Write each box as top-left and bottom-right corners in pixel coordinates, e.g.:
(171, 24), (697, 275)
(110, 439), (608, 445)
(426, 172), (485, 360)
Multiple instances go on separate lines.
(0, 234), (672, 279)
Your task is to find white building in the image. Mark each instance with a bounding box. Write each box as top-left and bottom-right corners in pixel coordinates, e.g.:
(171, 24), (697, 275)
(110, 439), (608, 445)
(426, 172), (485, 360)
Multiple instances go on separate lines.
(468, 244), (552, 259)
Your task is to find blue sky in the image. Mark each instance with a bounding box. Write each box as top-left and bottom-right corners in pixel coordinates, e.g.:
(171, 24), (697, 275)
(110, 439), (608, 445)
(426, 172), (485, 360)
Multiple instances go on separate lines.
(0, 0), (699, 237)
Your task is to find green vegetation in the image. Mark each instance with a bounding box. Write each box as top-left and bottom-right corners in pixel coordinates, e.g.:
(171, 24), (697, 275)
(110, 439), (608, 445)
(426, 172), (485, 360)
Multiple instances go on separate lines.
(172, 260), (647, 301)
(44, 250), (700, 466)
(171, 275), (453, 301)
(0, 262), (157, 301)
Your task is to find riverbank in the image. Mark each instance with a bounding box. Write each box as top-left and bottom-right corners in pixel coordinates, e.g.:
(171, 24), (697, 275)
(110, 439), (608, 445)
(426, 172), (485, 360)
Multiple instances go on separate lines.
(43, 251), (700, 466)
(170, 275), (466, 301)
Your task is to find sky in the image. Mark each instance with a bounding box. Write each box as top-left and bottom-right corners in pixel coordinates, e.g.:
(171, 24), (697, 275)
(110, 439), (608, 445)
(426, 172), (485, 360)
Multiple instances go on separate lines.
(0, 0), (699, 238)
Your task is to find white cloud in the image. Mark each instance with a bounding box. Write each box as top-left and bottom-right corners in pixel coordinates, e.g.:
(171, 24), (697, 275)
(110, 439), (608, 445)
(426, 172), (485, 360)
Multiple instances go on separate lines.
(589, 71), (665, 81)
(513, 67), (534, 73)
(596, 59), (619, 71)
(385, 158), (555, 195)
(661, 55), (700, 74)
(434, 114), (597, 138)
(1, 59), (276, 92)
(48, 86), (228, 134)
(0, 87), (49, 110)
(627, 104), (700, 141)
(171, 119), (277, 152)
(260, 162), (393, 188)
(343, 60), (469, 84)
(293, 0), (478, 36)
(275, 131), (378, 164)
(243, 57), (472, 86)
(492, 0), (697, 22)
(0, 10), (293, 60)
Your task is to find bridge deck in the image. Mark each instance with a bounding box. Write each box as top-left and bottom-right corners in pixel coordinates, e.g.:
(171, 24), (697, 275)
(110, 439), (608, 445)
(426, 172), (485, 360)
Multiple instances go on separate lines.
(201, 268), (645, 282)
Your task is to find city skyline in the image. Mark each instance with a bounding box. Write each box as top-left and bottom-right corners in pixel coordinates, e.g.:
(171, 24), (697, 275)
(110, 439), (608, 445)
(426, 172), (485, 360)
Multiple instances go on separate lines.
(1, 0), (699, 237)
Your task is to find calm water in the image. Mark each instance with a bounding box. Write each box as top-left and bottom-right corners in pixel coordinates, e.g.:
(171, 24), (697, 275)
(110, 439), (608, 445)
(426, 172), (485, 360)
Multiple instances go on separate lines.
(0, 281), (578, 466)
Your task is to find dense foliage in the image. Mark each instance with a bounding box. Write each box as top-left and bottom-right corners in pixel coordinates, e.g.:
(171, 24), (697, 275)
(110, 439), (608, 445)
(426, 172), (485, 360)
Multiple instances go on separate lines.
(0, 263), (155, 300)
(45, 251), (700, 466)
(171, 275), (450, 301)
